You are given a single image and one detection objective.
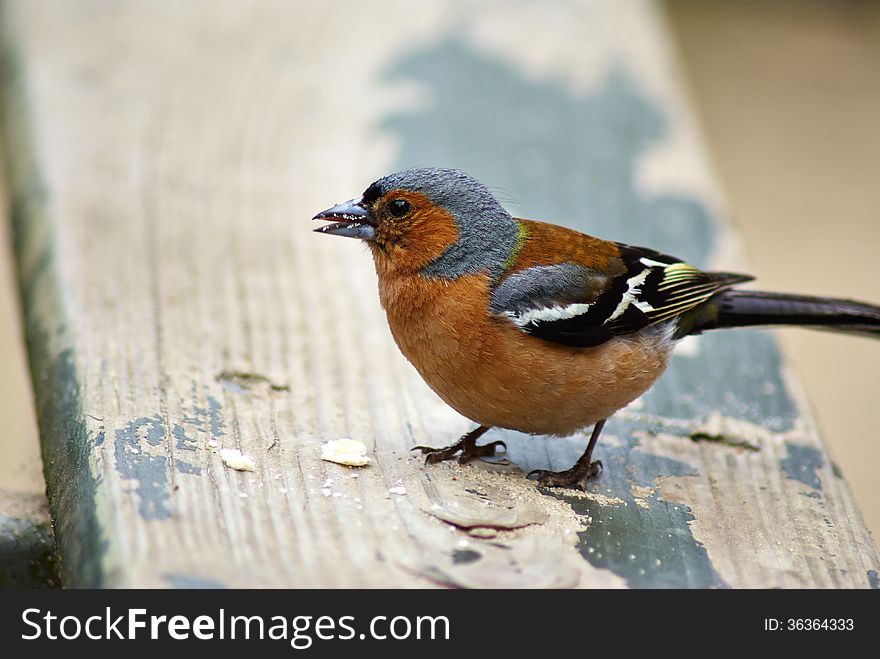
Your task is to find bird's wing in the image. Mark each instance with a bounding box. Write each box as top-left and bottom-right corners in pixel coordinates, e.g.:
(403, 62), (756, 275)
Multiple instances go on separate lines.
(490, 244), (753, 348)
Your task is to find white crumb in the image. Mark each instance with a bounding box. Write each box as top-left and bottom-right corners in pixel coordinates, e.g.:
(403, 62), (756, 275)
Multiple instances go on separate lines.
(320, 437), (371, 467)
(388, 485), (407, 496)
(207, 439), (219, 449)
(219, 448), (256, 472)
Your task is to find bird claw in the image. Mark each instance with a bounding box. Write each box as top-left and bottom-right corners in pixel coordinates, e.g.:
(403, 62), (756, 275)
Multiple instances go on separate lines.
(412, 439), (507, 465)
(528, 460), (603, 490)
(457, 439), (507, 464)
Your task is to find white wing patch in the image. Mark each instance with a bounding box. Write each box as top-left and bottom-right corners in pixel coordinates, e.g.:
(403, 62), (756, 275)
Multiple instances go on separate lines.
(505, 302), (594, 328)
(607, 267), (655, 322)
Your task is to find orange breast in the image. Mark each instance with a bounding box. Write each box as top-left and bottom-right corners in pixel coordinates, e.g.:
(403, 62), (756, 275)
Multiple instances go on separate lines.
(377, 271), (673, 436)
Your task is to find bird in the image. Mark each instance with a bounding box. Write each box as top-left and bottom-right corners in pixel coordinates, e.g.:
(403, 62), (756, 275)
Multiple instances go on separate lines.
(313, 168), (880, 489)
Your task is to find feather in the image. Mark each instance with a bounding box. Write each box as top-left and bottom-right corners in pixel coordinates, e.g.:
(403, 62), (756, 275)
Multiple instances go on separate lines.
(490, 237), (751, 348)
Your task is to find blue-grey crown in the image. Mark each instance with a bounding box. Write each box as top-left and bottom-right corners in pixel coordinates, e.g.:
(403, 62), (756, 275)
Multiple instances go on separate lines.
(367, 168), (519, 280)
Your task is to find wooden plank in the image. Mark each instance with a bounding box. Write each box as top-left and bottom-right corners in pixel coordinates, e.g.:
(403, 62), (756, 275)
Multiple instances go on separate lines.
(1, 0), (877, 588)
(0, 490), (58, 588)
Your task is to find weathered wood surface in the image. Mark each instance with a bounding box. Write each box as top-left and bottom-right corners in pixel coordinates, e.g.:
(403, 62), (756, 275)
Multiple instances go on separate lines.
(1, 0), (877, 588)
(0, 490), (58, 588)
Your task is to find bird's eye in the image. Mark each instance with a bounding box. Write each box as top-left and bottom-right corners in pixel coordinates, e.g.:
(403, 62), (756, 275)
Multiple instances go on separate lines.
(388, 198), (411, 217)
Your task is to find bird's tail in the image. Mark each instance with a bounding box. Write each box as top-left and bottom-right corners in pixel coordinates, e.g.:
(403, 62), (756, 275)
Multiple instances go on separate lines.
(695, 290), (880, 338)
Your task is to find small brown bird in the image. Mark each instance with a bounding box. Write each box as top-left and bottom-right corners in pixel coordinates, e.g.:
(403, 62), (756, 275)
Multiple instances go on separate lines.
(314, 168), (880, 489)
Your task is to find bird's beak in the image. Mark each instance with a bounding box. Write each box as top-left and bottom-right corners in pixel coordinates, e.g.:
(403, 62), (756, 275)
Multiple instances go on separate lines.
(312, 198), (376, 241)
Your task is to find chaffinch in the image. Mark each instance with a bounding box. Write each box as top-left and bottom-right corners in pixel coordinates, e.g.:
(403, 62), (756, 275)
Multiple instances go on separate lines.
(314, 168), (880, 489)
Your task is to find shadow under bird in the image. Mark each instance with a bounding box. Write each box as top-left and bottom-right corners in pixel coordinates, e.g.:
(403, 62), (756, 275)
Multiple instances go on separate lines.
(313, 168), (880, 489)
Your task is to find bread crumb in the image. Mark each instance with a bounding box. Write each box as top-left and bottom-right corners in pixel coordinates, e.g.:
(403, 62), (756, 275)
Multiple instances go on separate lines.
(219, 448), (256, 472)
(388, 485), (407, 496)
(320, 437), (371, 467)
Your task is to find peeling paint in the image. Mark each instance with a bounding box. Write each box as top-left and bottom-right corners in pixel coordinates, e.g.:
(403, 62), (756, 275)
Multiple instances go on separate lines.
(162, 573), (226, 589)
(30, 346), (106, 586)
(181, 384), (226, 441)
(499, 427), (727, 588)
(549, 430), (727, 589)
(114, 416), (170, 520)
(172, 424), (197, 452)
(452, 549), (481, 565)
(0, 512), (60, 588)
(111, 388), (226, 491)
(206, 396), (225, 439)
(174, 459), (202, 475)
(781, 441), (824, 491)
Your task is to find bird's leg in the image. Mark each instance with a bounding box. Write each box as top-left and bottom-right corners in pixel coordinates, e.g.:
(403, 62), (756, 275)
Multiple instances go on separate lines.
(528, 419), (606, 490)
(413, 425), (506, 465)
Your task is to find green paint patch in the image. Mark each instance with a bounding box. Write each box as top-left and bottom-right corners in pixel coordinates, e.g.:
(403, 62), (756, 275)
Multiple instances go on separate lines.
(31, 346), (106, 587)
(558, 425), (726, 588)
(162, 573), (226, 589)
(114, 387), (229, 509)
(781, 441), (824, 491)
(114, 416), (171, 520)
(452, 549), (482, 565)
(173, 423), (197, 452)
(688, 431), (760, 452)
(0, 516), (60, 588)
(174, 459), (202, 475)
(503, 422), (727, 589)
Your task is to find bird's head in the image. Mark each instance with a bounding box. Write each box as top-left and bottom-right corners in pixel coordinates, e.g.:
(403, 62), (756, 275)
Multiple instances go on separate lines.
(313, 168), (518, 277)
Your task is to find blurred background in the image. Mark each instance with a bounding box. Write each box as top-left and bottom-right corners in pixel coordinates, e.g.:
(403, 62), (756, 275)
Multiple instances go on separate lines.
(2, 0), (878, 541)
(665, 0), (880, 539)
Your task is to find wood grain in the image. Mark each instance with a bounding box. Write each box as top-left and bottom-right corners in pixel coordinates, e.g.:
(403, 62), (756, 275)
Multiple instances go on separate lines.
(1, 0), (876, 588)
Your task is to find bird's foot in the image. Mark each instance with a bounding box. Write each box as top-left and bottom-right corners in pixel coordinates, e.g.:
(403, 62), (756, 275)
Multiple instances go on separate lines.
(412, 426), (505, 465)
(528, 460), (603, 490)
(413, 439), (507, 465)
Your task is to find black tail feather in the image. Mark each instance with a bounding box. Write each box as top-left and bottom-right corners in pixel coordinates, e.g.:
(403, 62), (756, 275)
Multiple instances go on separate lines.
(695, 290), (880, 337)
